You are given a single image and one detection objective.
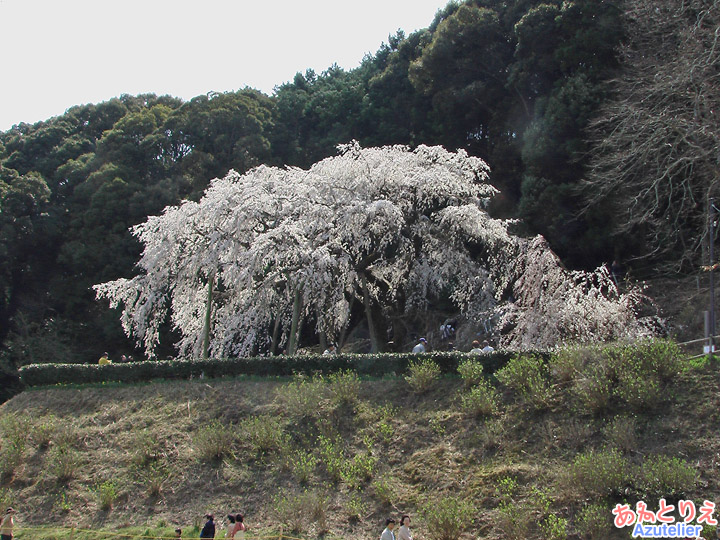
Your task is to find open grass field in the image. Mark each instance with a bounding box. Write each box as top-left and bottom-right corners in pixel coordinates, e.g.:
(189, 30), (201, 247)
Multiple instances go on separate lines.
(1, 342), (719, 539)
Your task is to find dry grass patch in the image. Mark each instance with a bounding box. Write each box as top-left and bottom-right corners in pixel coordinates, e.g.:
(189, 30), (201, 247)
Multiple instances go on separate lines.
(603, 416), (638, 452)
(402, 443), (464, 489)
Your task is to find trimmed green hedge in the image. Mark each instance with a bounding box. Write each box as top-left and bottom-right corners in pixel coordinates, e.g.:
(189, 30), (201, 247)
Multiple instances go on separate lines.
(18, 351), (535, 388)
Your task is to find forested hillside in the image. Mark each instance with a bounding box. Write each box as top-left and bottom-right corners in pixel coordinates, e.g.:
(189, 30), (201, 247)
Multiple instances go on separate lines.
(0, 0), (715, 369)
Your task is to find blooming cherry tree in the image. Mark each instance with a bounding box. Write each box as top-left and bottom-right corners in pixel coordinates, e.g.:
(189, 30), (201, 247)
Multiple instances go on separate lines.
(494, 236), (656, 350)
(95, 142), (656, 358)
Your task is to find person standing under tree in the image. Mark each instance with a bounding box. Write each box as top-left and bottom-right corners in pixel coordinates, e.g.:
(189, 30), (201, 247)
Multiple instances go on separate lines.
(0, 508), (16, 540)
(469, 340), (483, 354)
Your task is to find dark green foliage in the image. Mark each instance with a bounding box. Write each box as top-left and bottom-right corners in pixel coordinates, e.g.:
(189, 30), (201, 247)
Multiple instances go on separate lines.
(271, 65), (376, 168)
(404, 0), (623, 266)
(18, 351), (528, 388)
(362, 30), (436, 148)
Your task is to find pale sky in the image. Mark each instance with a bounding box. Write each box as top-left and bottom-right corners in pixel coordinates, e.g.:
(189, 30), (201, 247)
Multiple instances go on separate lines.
(0, 0), (450, 131)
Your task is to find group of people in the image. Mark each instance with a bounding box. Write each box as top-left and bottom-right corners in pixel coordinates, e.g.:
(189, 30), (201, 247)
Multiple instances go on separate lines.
(196, 513), (246, 539)
(4, 505), (719, 540)
(380, 515), (413, 540)
(97, 352), (135, 365)
(0, 507), (246, 540)
(0, 506), (410, 540)
(411, 337), (494, 354)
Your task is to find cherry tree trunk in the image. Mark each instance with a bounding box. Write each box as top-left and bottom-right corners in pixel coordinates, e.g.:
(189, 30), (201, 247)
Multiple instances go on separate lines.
(361, 273), (385, 353)
(201, 273), (215, 360)
(288, 286), (303, 355)
(270, 315), (282, 355)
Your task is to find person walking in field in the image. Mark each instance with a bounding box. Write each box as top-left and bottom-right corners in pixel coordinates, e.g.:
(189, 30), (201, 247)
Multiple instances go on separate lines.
(0, 508), (16, 540)
(174, 528), (182, 539)
(225, 514), (235, 538)
(229, 513), (246, 538)
(380, 518), (396, 540)
(397, 515), (413, 540)
(200, 514), (215, 538)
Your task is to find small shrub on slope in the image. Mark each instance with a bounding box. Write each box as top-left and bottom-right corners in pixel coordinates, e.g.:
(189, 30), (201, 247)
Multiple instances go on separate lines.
(605, 339), (680, 410)
(549, 343), (595, 384)
(405, 358), (441, 394)
(327, 369), (361, 407)
(372, 477), (396, 505)
(621, 338), (682, 382)
(421, 494), (475, 540)
(639, 454), (697, 499)
(245, 416), (289, 456)
(132, 428), (162, 466)
(136, 461), (170, 496)
(317, 435), (344, 483)
(286, 450), (317, 485)
(496, 353), (552, 410)
(495, 476), (530, 538)
(575, 502), (613, 539)
(569, 448), (629, 497)
(274, 489), (329, 534)
(457, 358), (485, 388)
(572, 360), (613, 414)
(48, 444), (79, 482)
(194, 420), (236, 462)
(276, 373), (327, 419)
(603, 416), (638, 452)
(460, 379), (499, 417)
(0, 414), (30, 479)
(554, 339), (680, 413)
(94, 479), (120, 510)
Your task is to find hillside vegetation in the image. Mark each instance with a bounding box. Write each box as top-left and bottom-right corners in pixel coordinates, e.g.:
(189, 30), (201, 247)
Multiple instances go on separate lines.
(0, 340), (718, 539)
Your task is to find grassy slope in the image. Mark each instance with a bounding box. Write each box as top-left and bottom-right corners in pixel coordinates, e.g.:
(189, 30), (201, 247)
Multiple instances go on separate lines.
(1, 360), (719, 540)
